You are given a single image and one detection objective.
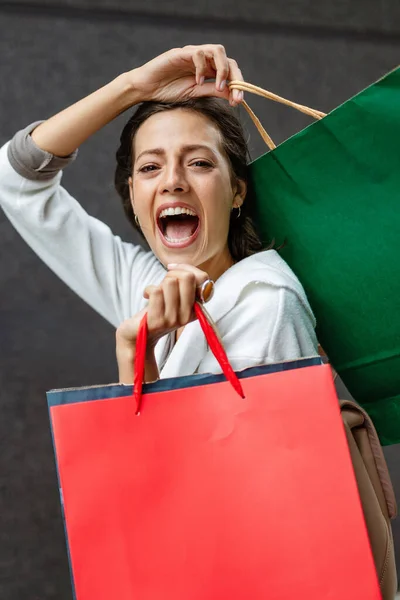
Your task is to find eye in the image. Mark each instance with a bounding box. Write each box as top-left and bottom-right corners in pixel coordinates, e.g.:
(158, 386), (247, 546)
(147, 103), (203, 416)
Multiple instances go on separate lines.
(138, 164), (159, 173)
(190, 160), (213, 169)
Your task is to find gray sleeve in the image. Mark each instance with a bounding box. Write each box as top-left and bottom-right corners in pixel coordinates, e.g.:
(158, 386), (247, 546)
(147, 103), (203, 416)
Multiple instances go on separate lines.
(6, 121), (78, 181)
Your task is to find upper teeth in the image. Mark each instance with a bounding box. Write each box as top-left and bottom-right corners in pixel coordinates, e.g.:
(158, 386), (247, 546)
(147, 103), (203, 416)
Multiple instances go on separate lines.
(159, 206), (197, 218)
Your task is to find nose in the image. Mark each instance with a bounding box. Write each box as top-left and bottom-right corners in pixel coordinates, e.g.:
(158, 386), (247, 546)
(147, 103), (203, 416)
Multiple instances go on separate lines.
(159, 163), (189, 195)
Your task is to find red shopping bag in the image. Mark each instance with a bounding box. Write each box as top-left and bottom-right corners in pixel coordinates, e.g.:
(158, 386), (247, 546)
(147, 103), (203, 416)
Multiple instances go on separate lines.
(47, 306), (381, 600)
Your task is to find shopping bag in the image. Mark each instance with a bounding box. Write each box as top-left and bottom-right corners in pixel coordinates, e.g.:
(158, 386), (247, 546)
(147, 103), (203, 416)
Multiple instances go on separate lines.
(232, 69), (400, 445)
(47, 305), (382, 600)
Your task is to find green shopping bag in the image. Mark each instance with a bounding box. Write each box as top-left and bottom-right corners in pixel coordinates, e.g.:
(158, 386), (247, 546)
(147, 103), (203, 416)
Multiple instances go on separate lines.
(231, 69), (400, 445)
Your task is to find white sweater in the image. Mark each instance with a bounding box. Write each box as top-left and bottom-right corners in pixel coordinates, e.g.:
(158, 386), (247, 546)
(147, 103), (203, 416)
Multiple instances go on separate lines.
(0, 131), (318, 378)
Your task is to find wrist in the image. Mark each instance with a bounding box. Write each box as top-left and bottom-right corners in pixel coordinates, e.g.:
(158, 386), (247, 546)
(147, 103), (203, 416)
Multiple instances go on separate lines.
(112, 71), (143, 111)
(116, 334), (159, 384)
(144, 346), (160, 383)
(117, 343), (135, 385)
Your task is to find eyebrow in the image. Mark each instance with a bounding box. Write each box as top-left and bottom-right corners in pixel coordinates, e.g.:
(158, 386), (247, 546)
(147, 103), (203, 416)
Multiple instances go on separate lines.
(135, 144), (218, 163)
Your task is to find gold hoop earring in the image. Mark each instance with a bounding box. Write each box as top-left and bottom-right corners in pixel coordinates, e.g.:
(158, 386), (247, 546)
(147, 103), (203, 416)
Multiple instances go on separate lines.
(134, 214), (140, 228)
(234, 206), (241, 219)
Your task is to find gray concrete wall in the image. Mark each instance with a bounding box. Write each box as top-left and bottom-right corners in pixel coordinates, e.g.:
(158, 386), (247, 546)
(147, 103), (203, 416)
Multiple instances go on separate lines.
(1, 2), (399, 598)
(3, 0), (400, 33)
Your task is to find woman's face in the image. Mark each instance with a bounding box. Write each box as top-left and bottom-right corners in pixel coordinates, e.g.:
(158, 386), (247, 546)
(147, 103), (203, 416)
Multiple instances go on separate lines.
(129, 109), (245, 278)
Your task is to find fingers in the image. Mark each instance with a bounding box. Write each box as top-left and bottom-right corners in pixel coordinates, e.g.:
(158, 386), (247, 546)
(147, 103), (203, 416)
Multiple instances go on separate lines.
(142, 264), (209, 340)
(193, 81), (230, 102)
(206, 44), (230, 92)
(227, 58), (244, 106)
(144, 285), (165, 332)
(192, 49), (207, 86)
(184, 44), (244, 106)
(205, 49), (244, 105)
(161, 275), (180, 325)
(120, 262), (211, 353)
(166, 263), (208, 286)
(176, 271), (197, 324)
(116, 308), (147, 348)
(193, 74), (243, 106)
(164, 271), (197, 325)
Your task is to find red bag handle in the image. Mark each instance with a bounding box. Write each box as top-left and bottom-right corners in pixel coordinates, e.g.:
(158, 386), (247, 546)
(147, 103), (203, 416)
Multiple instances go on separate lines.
(133, 302), (245, 414)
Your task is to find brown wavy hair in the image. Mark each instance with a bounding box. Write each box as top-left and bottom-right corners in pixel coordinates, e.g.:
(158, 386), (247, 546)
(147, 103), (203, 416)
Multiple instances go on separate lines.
(114, 97), (264, 262)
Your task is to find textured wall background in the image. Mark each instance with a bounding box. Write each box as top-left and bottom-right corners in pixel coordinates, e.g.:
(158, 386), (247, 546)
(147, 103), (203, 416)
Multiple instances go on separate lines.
(1, 2), (399, 598)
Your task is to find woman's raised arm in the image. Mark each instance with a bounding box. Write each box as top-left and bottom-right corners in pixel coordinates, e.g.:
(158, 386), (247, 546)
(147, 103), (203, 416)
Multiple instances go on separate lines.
(31, 74), (140, 157)
(31, 44), (244, 156)
(1, 45), (245, 327)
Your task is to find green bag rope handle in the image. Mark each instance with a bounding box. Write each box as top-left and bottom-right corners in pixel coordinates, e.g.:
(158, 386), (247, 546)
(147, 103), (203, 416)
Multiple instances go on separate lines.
(229, 80), (327, 150)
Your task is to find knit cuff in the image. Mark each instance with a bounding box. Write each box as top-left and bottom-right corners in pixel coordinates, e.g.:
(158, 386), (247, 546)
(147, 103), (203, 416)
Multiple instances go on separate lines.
(7, 121), (78, 181)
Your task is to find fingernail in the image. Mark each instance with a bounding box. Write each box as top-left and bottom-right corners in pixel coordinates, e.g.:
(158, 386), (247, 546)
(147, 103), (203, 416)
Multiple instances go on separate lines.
(167, 263), (178, 269)
(219, 80), (226, 92)
(234, 90), (243, 103)
(199, 76), (205, 86)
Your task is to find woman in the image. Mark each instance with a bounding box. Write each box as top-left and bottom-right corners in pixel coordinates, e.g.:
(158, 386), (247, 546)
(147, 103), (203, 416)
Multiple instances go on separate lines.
(0, 44), (318, 383)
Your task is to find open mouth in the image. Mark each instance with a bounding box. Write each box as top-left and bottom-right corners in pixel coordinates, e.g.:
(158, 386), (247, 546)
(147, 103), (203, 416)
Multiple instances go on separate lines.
(157, 205), (200, 247)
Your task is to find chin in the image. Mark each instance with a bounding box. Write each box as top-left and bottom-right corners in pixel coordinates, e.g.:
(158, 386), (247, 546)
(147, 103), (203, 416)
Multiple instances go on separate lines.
(158, 248), (203, 268)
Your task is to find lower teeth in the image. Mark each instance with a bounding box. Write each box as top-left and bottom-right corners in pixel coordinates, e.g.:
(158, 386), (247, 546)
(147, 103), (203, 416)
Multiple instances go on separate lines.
(165, 235), (191, 243)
